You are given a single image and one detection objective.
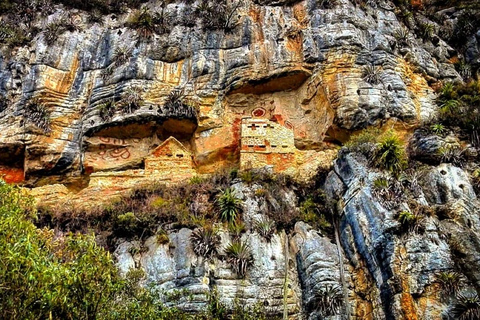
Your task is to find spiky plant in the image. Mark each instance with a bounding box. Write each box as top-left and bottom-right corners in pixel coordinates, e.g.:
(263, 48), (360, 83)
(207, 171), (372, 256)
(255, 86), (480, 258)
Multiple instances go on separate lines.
(436, 271), (462, 295)
(112, 46), (133, 67)
(224, 240), (253, 278)
(439, 145), (466, 167)
(228, 220), (245, 240)
(394, 27), (412, 47)
(120, 87), (143, 114)
(420, 22), (436, 40)
(431, 123), (446, 136)
(397, 210), (423, 233)
(190, 227), (220, 258)
(449, 292), (480, 320)
(98, 99), (116, 121)
(163, 89), (185, 111)
(373, 131), (407, 173)
(24, 99), (51, 133)
(362, 64), (381, 84)
(129, 8), (156, 40)
(253, 216), (276, 241)
(440, 99), (461, 117)
(216, 188), (243, 224)
(311, 284), (343, 317)
(372, 176), (404, 210)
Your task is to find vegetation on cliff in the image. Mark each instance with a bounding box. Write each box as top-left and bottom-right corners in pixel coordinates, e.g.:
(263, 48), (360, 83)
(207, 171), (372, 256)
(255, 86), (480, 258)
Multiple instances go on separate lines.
(0, 180), (278, 319)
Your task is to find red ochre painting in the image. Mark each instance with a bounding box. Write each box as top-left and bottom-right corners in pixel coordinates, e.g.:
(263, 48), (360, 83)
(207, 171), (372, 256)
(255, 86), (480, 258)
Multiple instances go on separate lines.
(0, 166), (25, 183)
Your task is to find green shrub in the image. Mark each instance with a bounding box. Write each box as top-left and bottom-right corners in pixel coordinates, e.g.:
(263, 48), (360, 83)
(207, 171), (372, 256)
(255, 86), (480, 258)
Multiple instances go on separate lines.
(437, 81), (480, 147)
(397, 210), (424, 233)
(224, 240), (253, 278)
(228, 220), (246, 239)
(345, 127), (380, 157)
(373, 131), (407, 173)
(216, 187), (243, 224)
(430, 123), (446, 135)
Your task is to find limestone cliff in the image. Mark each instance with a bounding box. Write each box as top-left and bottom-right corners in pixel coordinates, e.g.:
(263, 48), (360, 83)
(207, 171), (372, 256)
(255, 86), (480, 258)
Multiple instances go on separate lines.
(1, 0), (480, 319)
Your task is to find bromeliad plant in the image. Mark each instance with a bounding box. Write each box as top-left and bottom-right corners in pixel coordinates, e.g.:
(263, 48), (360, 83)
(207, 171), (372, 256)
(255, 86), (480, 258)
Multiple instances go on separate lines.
(190, 227), (220, 258)
(449, 291), (480, 320)
(373, 131), (407, 173)
(216, 187), (243, 225)
(253, 216), (275, 242)
(224, 240), (253, 278)
(436, 271), (463, 295)
(310, 284), (343, 317)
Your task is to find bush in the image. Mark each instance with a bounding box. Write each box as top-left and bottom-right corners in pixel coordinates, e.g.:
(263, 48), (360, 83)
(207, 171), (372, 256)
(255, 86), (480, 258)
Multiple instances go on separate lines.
(373, 131), (407, 173)
(437, 81), (480, 147)
(120, 86), (143, 114)
(224, 240), (253, 278)
(397, 210), (424, 233)
(196, 0), (242, 31)
(345, 127), (380, 158)
(127, 7), (171, 40)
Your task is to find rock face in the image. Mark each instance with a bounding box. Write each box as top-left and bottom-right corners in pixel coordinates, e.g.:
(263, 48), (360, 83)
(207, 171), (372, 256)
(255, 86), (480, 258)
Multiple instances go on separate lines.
(325, 153), (480, 319)
(0, 0), (455, 200)
(3, 0), (480, 319)
(114, 183), (345, 319)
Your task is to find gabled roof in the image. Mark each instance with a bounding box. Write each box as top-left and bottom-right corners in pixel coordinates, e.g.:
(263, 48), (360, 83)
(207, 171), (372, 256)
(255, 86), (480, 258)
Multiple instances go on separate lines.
(151, 136), (190, 157)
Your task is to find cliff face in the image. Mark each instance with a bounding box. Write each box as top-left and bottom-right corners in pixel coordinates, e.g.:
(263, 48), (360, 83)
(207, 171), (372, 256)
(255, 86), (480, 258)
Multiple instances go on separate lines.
(2, 0), (480, 318)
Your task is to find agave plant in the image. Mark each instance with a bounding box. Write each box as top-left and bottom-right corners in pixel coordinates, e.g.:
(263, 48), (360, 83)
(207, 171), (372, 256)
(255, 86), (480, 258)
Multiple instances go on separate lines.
(190, 227), (220, 258)
(394, 27), (413, 47)
(311, 284), (343, 316)
(436, 271), (462, 295)
(112, 46), (133, 67)
(362, 64), (381, 84)
(373, 131), (407, 173)
(24, 99), (52, 133)
(98, 99), (116, 121)
(430, 123), (446, 136)
(253, 216), (276, 241)
(216, 188), (243, 224)
(224, 240), (253, 278)
(449, 291), (480, 320)
(129, 8), (156, 40)
(120, 87), (143, 114)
